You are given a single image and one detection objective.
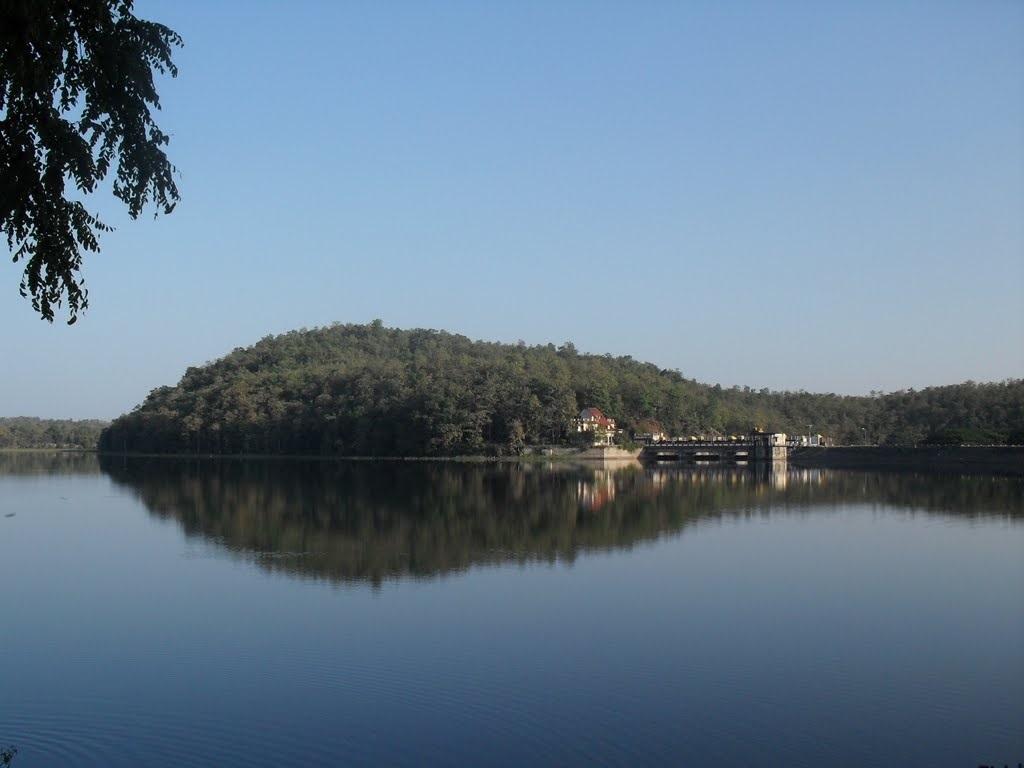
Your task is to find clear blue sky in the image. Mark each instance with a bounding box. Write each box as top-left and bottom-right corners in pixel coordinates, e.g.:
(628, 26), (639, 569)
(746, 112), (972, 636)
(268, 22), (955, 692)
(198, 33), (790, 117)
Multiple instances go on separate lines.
(3, 0), (1022, 419)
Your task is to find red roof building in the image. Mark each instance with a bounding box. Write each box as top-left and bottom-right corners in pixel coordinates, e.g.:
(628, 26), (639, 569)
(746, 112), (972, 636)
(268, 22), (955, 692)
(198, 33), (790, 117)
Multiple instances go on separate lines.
(576, 408), (616, 444)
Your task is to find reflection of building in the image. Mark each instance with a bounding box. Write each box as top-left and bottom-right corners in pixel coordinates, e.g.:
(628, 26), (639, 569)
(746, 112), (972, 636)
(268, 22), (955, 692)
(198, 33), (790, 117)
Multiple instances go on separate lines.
(770, 461), (788, 488)
(577, 470), (618, 511)
(576, 407), (616, 445)
(788, 467), (826, 486)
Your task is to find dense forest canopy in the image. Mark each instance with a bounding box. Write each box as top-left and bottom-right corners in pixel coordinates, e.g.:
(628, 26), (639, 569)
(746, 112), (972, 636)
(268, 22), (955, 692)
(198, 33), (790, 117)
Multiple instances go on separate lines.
(0, 417), (107, 449)
(98, 321), (1024, 456)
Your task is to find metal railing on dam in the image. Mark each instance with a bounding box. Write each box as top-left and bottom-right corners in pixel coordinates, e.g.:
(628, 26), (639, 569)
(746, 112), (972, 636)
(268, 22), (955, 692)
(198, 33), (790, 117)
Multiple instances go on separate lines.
(639, 436), (790, 463)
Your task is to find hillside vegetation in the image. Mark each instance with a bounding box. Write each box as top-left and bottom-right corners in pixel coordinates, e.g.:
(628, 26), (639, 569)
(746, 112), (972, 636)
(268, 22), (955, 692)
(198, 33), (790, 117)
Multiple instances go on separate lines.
(98, 321), (1023, 456)
(0, 417), (107, 450)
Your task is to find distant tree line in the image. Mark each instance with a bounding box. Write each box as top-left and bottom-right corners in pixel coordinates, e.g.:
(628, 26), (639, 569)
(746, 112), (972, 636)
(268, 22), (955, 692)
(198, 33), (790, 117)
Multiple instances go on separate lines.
(0, 417), (107, 449)
(97, 321), (1024, 456)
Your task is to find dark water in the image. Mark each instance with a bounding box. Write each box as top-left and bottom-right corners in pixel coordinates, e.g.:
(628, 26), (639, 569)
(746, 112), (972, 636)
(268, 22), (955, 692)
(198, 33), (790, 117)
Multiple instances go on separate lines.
(0, 453), (1021, 767)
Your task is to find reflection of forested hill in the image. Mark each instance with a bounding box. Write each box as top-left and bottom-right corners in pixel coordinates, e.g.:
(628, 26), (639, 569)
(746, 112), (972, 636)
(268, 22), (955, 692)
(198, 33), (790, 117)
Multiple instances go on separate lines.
(0, 450), (101, 476)
(99, 458), (1024, 586)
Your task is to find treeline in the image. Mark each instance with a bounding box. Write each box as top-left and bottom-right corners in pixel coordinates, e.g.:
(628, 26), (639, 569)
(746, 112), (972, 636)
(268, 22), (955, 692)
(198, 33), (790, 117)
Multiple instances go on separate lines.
(0, 417), (107, 450)
(98, 321), (1024, 456)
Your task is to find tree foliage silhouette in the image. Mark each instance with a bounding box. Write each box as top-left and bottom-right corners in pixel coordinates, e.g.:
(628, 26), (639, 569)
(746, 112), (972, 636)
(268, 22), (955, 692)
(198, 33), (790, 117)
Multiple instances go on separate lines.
(1, 0), (181, 322)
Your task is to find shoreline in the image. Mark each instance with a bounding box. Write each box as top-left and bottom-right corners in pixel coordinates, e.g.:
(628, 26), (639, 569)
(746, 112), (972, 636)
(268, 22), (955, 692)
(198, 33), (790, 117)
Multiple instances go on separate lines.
(5, 446), (1024, 476)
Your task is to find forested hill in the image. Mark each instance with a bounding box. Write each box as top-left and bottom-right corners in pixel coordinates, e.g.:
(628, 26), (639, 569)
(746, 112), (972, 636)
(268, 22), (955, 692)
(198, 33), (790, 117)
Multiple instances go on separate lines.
(98, 321), (1024, 456)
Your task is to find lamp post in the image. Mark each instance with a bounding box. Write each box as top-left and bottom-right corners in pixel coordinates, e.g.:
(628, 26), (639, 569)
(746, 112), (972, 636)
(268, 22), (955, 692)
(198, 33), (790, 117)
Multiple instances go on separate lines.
(861, 427), (866, 446)
(807, 424), (813, 446)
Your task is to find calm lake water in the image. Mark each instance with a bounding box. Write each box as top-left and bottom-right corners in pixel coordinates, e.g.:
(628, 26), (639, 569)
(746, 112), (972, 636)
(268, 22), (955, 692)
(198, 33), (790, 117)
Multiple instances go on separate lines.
(0, 453), (1021, 767)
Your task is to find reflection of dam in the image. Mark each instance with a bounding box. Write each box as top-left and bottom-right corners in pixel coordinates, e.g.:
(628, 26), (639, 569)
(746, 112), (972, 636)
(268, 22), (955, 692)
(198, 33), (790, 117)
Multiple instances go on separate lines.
(640, 433), (789, 464)
(646, 461), (792, 489)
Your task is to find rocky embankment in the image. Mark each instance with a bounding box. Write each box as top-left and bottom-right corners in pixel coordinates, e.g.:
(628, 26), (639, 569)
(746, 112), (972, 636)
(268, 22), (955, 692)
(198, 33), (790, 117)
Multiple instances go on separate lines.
(790, 446), (1024, 476)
